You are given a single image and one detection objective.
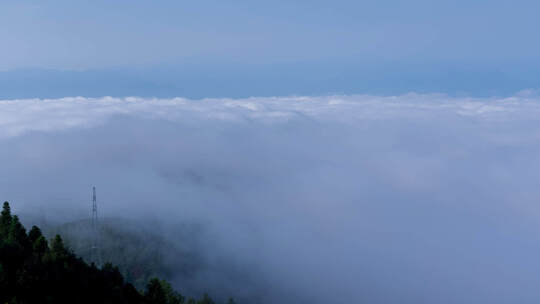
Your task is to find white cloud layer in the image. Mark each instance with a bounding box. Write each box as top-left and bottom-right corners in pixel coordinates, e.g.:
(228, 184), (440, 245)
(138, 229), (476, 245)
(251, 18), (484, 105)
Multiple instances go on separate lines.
(3, 93), (540, 304)
(2, 93), (540, 138)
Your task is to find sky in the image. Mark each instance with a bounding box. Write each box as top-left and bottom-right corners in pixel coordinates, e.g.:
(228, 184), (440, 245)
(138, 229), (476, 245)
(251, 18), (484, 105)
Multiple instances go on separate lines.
(1, 0), (539, 97)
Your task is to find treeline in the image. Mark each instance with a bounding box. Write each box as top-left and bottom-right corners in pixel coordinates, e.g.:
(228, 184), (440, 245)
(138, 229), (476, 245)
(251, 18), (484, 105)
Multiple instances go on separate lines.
(0, 202), (232, 304)
(47, 217), (199, 290)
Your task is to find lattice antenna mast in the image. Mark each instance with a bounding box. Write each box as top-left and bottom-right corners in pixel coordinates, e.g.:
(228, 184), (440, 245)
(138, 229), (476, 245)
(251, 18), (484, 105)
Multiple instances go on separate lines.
(92, 186), (98, 229)
(90, 186), (102, 266)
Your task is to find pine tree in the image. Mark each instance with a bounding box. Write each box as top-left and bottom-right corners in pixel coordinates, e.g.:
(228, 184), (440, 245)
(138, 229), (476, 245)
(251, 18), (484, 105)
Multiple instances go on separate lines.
(197, 293), (215, 304)
(0, 201), (12, 238)
(8, 215), (29, 249)
(28, 225), (43, 243)
(32, 235), (48, 257)
(145, 278), (185, 304)
(50, 234), (68, 260)
(161, 279), (184, 304)
(145, 278), (168, 304)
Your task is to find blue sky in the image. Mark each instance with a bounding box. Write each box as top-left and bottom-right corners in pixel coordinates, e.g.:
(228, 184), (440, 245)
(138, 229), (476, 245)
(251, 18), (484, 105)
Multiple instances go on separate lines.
(1, 0), (539, 97)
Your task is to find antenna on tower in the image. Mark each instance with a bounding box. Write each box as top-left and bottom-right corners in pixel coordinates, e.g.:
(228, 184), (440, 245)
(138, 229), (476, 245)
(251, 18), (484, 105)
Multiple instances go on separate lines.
(92, 186), (97, 229)
(90, 186), (102, 267)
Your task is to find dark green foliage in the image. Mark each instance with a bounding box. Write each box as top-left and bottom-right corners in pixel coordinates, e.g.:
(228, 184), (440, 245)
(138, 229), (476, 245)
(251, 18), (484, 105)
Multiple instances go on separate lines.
(9, 216), (28, 245)
(0, 202), (222, 304)
(197, 293), (216, 304)
(48, 217), (200, 290)
(28, 226), (42, 244)
(0, 202), (12, 238)
(145, 278), (185, 304)
(145, 278), (168, 304)
(32, 236), (48, 257)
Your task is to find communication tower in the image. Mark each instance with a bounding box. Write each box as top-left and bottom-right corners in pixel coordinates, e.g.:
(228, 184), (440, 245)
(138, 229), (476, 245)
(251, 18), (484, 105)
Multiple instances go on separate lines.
(89, 186), (102, 266)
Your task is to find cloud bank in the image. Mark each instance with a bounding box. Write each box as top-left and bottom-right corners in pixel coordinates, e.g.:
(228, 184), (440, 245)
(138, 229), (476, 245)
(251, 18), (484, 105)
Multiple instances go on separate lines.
(2, 93), (540, 138)
(2, 93), (540, 303)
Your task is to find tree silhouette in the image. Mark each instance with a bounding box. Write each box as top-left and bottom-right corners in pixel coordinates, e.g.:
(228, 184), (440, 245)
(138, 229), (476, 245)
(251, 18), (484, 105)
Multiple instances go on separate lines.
(0, 202), (224, 304)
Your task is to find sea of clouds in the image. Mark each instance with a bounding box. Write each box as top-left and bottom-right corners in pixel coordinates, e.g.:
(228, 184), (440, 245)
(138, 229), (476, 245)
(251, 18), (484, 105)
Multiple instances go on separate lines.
(2, 92), (540, 137)
(2, 93), (540, 303)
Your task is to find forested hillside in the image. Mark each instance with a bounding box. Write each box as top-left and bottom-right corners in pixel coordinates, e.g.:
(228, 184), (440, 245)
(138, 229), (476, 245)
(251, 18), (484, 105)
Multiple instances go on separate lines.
(46, 218), (200, 290)
(0, 202), (229, 304)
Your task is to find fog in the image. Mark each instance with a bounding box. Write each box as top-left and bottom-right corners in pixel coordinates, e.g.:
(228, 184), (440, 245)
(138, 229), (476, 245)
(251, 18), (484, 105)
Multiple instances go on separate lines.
(2, 93), (540, 303)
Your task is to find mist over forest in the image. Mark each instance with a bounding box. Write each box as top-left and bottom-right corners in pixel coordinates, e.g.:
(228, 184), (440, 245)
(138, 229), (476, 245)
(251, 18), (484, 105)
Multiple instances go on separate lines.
(3, 93), (540, 303)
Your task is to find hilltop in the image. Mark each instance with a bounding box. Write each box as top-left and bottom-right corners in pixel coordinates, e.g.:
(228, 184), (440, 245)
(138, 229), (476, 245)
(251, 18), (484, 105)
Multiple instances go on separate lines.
(0, 201), (229, 304)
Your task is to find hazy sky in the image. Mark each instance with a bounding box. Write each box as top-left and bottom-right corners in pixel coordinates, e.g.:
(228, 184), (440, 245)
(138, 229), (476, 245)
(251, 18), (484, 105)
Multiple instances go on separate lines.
(1, 0), (539, 97)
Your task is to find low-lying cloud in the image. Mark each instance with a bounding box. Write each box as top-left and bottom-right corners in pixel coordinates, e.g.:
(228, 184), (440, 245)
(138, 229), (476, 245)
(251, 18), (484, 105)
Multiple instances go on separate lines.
(2, 93), (540, 303)
(2, 92), (540, 137)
